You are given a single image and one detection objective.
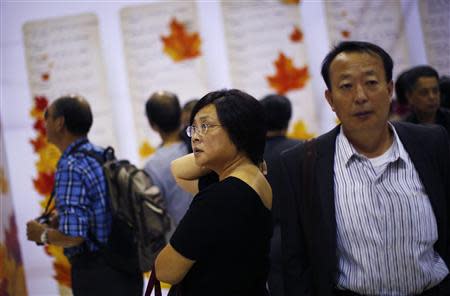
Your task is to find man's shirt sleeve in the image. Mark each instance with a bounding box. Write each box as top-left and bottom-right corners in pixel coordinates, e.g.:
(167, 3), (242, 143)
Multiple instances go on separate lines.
(55, 160), (90, 239)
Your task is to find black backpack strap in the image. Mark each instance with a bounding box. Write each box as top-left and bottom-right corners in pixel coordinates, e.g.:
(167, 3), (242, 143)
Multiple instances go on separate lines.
(66, 139), (89, 155)
(74, 146), (115, 164)
(70, 145), (116, 250)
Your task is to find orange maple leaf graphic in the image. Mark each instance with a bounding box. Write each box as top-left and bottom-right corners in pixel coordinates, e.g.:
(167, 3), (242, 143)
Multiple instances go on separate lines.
(34, 96), (48, 111)
(288, 120), (315, 140)
(267, 53), (310, 95)
(0, 168), (9, 194)
(30, 134), (47, 153)
(32, 172), (54, 196)
(341, 30), (351, 39)
(41, 72), (50, 81)
(161, 18), (201, 62)
(53, 261), (72, 287)
(33, 118), (46, 135)
(280, 0), (300, 4)
(290, 26), (303, 42)
(139, 140), (156, 159)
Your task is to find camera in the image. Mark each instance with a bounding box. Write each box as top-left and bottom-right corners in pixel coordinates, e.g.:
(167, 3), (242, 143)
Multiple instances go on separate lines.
(35, 214), (51, 225)
(34, 214), (51, 246)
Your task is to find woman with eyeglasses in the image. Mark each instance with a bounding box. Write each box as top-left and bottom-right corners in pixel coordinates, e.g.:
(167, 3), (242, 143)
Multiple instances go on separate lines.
(155, 89), (272, 296)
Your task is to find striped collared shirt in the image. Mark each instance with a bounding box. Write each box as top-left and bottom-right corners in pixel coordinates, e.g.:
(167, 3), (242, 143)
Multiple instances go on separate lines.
(334, 124), (448, 295)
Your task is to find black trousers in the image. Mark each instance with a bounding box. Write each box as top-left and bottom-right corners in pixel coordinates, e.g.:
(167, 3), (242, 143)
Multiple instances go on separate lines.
(70, 252), (143, 296)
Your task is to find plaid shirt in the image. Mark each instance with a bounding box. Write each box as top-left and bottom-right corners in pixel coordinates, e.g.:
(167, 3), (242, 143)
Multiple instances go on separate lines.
(55, 138), (111, 258)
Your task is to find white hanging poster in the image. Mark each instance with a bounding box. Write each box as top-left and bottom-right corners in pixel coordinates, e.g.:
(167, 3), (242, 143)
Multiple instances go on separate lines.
(0, 120), (28, 296)
(324, 0), (411, 79)
(23, 13), (117, 148)
(221, 0), (317, 139)
(121, 2), (208, 160)
(419, 0), (450, 76)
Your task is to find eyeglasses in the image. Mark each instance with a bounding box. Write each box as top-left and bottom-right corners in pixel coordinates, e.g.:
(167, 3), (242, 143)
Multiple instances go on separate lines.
(186, 123), (222, 137)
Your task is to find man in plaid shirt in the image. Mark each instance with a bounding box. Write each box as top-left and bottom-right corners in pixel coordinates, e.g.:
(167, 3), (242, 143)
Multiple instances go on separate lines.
(26, 95), (143, 296)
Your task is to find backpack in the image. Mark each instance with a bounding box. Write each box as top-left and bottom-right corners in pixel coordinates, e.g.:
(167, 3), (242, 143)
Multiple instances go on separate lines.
(80, 147), (171, 273)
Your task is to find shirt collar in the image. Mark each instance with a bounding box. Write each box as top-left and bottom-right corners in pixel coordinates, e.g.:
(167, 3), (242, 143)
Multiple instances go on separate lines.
(336, 123), (407, 165)
(61, 137), (89, 158)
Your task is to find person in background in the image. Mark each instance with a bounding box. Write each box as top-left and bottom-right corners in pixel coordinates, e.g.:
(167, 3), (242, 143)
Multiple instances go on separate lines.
(181, 99), (199, 128)
(439, 75), (450, 110)
(26, 95), (143, 296)
(180, 99), (199, 154)
(404, 65), (450, 133)
(144, 91), (192, 237)
(280, 41), (450, 295)
(390, 70), (411, 121)
(155, 89), (272, 296)
(260, 94), (303, 296)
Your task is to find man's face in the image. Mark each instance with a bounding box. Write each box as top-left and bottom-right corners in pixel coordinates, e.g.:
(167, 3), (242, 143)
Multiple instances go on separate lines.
(44, 105), (61, 145)
(325, 52), (393, 136)
(407, 76), (440, 117)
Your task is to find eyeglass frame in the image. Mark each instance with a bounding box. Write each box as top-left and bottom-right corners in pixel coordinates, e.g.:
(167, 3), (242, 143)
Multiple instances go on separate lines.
(186, 123), (222, 138)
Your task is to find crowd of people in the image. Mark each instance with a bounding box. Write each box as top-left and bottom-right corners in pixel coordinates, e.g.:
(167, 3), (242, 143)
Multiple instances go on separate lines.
(26, 40), (450, 296)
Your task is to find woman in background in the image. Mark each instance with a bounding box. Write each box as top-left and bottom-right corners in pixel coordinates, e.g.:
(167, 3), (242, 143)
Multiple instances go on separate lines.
(155, 89), (272, 296)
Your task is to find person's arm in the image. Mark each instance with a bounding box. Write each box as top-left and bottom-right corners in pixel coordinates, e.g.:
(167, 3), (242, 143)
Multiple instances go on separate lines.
(155, 243), (195, 284)
(46, 161), (91, 247)
(171, 153), (211, 195)
(26, 220), (84, 247)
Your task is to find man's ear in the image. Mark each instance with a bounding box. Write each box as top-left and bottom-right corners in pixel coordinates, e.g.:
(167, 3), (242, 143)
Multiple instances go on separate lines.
(55, 116), (65, 132)
(387, 80), (394, 100)
(325, 89), (336, 112)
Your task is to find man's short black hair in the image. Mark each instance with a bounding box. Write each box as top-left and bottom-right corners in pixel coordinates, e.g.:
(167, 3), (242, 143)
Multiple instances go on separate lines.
(182, 99), (199, 114)
(190, 89), (266, 165)
(403, 65), (439, 94)
(321, 41), (394, 90)
(260, 94), (292, 131)
(145, 91), (181, 133)
(440, 75), (450, 109)
(50, 95), (93, 136)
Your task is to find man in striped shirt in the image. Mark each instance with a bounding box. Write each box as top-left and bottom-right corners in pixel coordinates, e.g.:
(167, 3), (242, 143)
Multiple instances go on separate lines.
(279, 41), (450, 296)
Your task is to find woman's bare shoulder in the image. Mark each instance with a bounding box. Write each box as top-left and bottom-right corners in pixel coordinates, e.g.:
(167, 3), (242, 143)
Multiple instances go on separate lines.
(230, 166), (272, 210)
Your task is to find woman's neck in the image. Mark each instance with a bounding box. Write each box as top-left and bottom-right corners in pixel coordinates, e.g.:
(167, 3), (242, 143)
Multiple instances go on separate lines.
(217, 155), (254, 181)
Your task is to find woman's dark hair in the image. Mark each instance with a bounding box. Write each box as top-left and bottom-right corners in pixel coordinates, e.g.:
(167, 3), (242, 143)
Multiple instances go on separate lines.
(51, 95), (93, 136)
(190, 89), (266, 165)
(321, 41), (394, 90)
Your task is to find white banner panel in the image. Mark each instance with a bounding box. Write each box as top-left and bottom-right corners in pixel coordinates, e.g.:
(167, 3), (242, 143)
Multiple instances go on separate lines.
(419, 0), (450, 76)
(221, 1), (318, 138)
(0, 120), (28, 296)
(325, 0), (411, 79)
(121, 2), (208, 158)
(22, 13), (116, 148)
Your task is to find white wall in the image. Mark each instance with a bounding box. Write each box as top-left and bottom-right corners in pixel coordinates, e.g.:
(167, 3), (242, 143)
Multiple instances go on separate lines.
(0, 1), (428, 295)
